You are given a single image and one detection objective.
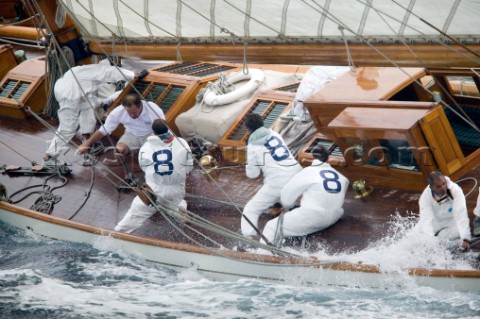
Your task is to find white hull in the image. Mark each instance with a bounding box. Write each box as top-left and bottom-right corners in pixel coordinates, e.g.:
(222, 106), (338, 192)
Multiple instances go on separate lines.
(1, 202), (479, 293)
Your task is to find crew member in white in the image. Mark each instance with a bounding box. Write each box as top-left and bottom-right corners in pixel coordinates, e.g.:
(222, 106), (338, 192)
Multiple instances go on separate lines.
(417, 171), (471, 249)
(261, 145), (349, 244)
(78, 92), (165, 158)
(42, 59), (136, 166)
(241, 113), (302, 238)
(114, 119), (193, 233)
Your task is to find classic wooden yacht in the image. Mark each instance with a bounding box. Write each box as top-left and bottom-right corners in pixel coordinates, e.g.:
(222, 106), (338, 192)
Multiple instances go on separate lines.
(0, 0), (479, 292)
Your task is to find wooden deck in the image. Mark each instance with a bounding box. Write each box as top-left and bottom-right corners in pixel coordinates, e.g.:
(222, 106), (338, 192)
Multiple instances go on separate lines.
(0, 115), (479, 255)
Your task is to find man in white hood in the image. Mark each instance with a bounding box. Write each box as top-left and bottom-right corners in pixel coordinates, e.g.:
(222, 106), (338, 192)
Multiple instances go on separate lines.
(417, 171), (471, 250)
(261, 146), (349, 245)
(42, 59), (137, 166)
(241, 113), (302, 239)
(114, 119), (193, 233)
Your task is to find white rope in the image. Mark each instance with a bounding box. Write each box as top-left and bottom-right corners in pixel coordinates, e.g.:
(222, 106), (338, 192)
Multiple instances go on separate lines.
(338, 26), (356, 71)
(242, 41), (249, 75)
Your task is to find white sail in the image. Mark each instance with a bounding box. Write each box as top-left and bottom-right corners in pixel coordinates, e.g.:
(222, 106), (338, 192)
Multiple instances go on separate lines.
(60, 0), (480, 43)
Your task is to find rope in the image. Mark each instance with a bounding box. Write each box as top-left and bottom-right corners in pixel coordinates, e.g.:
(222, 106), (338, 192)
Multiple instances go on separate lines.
(44, 45), (74, 119)
(68, 167), (95, 220)
(139, 187), (301, 258)
(273, 212), (286, 247)
(338, 26), (356, 71)
(456, 177), (478, 198)
(6, 169), (68, 215)
(0, 14), (39, 27)
(0, 183), (7, 202)
(242, 41), (249, 75)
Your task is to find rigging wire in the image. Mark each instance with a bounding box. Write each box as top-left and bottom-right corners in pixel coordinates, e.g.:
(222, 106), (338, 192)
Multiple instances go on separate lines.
(354, 0), (480, 131)
(0, 14), (40, 27)
(66, 5), (270, 243)
(0, 139), (35, 164)
(10, 0), (476, 260)
(304, 0), (480, 133)
(390, 0), (480, 62)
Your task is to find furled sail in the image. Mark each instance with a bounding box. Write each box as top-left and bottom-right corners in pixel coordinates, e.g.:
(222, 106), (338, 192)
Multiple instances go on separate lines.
(60, 0), (480, 43)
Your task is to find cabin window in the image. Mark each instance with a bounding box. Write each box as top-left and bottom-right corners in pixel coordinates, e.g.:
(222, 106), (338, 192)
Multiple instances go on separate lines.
(153, 62), (235, 77)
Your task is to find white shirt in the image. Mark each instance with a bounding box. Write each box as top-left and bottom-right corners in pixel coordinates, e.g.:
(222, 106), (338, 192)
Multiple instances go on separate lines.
(281, 160), (349, 212)
(139, 135), (193, 192)
(418, 176), (471, 241)
(99, 101), (165, 137)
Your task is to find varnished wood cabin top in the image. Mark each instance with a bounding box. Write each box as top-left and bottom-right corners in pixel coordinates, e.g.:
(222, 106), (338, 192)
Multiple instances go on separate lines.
(310, 67), (426, 101)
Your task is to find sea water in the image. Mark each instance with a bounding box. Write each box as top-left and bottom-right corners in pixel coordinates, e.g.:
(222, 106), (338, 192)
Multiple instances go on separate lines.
(1, 217), (479, 319)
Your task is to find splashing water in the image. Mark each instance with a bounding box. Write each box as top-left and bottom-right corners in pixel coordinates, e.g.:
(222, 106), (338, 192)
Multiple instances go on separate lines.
(312, 211), (478, 272)
(1, 221), (479, 319)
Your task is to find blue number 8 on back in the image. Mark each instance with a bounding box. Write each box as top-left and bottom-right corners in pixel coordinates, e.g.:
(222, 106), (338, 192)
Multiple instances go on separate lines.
(319, 170), (341, 193)
(153, 150), (174, 176)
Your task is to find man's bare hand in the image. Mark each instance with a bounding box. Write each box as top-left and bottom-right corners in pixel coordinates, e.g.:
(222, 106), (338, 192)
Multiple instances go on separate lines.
(77, 144), (90, 155)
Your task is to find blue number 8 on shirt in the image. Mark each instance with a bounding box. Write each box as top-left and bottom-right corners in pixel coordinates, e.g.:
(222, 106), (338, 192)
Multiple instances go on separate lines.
(319, 170), (342, 193)
(264, 136), (289, 161)
(153, 150), (174, 175)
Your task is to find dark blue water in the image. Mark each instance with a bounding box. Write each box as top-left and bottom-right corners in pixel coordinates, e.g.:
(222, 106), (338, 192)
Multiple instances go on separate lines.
(1, 221), (479, 319)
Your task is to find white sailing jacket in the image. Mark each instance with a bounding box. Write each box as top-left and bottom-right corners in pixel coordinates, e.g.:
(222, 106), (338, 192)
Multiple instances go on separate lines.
(138, 135), (193, 195)
(281, 160), (349, 214)
(418, 176), (471, 241)
(54, 61), (135, 108)
(245, 127), (301, 185)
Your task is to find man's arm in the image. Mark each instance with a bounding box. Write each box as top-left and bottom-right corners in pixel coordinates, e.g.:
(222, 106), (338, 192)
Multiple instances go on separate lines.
(451, 184), (472, 243)
(280, 169), (312, 209)
(78, 131), (104, 154)
(245, 144), (261, 179)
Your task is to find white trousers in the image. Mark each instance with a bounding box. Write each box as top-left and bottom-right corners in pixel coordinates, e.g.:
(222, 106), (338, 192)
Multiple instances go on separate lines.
(435, 220), (461, 242)
(241, 183), (283, 237)
(115, 190), (187, 233)
(261, 206), (343, 244)
(46, 100), (96, 158)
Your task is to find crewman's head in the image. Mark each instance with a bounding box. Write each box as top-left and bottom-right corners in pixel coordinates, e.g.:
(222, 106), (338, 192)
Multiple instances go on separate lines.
(245, 113), (264, 133)
(311, 145), (329, 163)
(152, 119), (173, 142)
(121, 93), (143, 119)
(428, 171), (447, 197)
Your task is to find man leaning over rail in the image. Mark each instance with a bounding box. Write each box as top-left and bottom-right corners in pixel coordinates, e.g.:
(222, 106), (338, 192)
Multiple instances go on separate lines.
(261, 146), (349, 245)
(417, 171), (472, 250)
(114, 119), (193, 233)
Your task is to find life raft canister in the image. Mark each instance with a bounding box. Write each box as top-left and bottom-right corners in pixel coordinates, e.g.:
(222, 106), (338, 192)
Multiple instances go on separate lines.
(203, 69), (265, 106)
